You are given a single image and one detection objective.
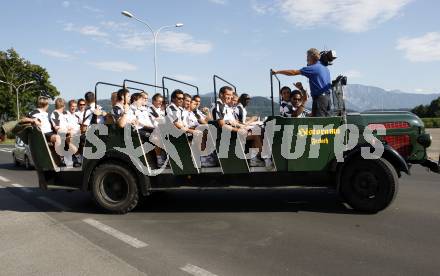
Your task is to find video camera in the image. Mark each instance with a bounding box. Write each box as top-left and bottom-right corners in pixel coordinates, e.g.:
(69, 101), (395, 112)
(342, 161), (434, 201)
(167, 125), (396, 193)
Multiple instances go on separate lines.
(320, 50), (337, 66)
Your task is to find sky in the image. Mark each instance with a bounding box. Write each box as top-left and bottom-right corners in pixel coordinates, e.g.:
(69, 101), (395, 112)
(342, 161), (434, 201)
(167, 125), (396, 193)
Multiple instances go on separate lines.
(1, 0), (440, 101)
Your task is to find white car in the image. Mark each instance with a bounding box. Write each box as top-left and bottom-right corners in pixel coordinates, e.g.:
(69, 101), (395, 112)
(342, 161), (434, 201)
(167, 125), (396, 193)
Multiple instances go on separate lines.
(12, 137), (34, 169)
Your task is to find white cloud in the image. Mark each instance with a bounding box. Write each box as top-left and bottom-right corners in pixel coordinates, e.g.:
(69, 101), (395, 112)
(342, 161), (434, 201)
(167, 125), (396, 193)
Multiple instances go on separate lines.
(158, 32), (213, 54)
(100, 21), (129, 31)
(396, 32), (440, 62)
(62, 1), (70, 8)
(64, 23), (108, 37)
(251, 1), (276, 15)
(343, 69), (362, 79)
(118, 31), (213, 54)
(275, 0), (412, 33)
(63, 22), (212, 55)
(40, 49), (72, 59)
(89, 61), (138, 72)
(209, 0), (227, 4)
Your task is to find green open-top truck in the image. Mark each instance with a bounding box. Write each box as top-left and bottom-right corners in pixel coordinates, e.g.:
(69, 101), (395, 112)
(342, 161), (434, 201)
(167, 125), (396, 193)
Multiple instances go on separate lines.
(14, 72), (440, 214)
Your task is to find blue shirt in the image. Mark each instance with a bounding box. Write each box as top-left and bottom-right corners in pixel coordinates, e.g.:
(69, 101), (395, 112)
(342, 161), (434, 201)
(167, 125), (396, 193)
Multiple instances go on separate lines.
(300, 61), (331, 97)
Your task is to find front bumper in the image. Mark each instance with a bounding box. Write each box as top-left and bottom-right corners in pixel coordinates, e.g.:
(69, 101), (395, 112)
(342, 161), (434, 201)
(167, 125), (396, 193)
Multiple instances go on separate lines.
(421, 154), (440, 173)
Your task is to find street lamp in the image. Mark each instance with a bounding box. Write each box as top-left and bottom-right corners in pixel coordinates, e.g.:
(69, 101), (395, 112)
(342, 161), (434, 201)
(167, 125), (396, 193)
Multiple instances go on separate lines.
(0, 80), (35, 120)
(121, 10), (183, 90)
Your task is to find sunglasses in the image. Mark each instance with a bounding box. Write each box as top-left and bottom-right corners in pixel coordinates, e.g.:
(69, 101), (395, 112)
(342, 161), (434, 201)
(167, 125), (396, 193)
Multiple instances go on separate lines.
(79, 104), (86, 106)
(176, 97), (184, 100)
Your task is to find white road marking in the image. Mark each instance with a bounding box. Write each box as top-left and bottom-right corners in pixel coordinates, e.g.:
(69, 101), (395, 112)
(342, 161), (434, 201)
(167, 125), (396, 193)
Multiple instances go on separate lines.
(82, 218), (148, 248)
(38, 196), (70, 211)
(11, 183), (32, 193)
(180, 264), (218, 276)
(0, 148), (13, 153)
(0, 176), (11, 182)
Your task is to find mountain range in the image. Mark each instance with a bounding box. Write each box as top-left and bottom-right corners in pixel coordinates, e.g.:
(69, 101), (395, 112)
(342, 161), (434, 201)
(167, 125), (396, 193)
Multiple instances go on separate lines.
(198, 84), (440, 116)
(86, 84), (439, 118)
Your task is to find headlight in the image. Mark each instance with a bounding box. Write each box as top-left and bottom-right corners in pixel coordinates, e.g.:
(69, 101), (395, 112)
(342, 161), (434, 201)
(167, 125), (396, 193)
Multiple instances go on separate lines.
(417, 133), (432, 148)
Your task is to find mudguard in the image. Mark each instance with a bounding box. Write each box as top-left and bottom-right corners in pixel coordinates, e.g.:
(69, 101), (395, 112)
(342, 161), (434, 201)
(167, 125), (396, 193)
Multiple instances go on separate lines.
(335, 143), (409, 191)
(81, 149), (152, 196)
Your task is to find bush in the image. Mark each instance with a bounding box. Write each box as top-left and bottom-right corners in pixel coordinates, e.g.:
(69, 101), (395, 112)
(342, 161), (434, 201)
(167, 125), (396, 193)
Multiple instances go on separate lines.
(422, 118), (440, 128)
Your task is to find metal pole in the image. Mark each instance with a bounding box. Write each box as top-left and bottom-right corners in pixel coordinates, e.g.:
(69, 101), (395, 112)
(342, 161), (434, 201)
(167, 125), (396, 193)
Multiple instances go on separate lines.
(16, 86), (19, 120)
(270, 70), (274, 117)
(154, 32), (158, 92)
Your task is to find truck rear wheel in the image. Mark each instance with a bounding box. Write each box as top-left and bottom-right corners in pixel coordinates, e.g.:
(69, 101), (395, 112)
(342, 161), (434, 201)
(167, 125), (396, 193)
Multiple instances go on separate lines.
(91, 162), (139, 214)
(340, 157), (398, 213)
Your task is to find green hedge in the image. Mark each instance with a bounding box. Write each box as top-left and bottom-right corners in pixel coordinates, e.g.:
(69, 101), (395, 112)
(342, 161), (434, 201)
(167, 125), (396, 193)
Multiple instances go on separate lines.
(422, 117), (440, 128)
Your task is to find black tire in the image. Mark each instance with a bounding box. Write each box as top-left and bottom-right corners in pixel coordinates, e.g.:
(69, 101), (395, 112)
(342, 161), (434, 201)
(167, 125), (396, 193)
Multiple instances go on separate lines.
(340, 157), (398, 213)
(91, 162), (139, 214)
(12, 154), (20, 166)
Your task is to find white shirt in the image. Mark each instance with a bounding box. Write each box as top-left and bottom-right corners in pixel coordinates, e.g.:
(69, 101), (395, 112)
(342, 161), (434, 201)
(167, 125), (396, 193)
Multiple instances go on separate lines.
(28, 109), (52, 134)
(112, 103), (136, 124)
(83, 103), (105, 126)
(132, 104), (155, 129)
(280, 100), (292, 117)
(234, 103), (247, 124)
(50, 110), (69, 132)
(148, 105), (165, 119)
(195, 109), (207, 121)
(66, 111), (80, 131)
(185, 110), (200, 129)
(224, 104), (236, 122)
(166, 103), (183, 123)
(75, 110), (85, 124)
(212, 99), (235, 123)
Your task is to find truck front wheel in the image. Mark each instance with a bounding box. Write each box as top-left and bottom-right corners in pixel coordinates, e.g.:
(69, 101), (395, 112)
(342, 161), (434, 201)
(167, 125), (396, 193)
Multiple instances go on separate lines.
(340, 158), (398, 213)
(91, 162), (139, 214)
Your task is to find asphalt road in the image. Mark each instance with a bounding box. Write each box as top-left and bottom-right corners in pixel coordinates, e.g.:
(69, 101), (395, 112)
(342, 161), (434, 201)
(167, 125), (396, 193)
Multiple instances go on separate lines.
(0, 146), (439, 276)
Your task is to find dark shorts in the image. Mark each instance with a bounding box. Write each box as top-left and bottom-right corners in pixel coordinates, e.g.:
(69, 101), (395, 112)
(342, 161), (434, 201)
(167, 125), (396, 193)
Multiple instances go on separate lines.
(312, 94), (331, 117)
(44, 131), (55, 141)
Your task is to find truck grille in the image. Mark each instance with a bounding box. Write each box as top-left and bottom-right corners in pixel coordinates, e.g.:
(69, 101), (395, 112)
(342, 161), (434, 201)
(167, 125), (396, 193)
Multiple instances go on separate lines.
(367, 121), (410, 130)
(367, 122), (412, 158)
(382, 135), (412, 157)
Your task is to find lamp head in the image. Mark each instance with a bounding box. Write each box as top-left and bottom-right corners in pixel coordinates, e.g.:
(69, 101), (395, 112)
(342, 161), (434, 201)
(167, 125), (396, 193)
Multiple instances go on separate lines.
(121, 11), (134, 18)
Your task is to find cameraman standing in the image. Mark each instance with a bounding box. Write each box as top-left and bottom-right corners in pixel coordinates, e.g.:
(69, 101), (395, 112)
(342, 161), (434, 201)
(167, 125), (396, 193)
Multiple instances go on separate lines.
(273, 48), (332, 117)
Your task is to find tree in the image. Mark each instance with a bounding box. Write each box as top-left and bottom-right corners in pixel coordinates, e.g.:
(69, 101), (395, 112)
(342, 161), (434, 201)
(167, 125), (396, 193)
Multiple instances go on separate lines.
(0, 48), (59, 121)
(412, 97), (440, 118)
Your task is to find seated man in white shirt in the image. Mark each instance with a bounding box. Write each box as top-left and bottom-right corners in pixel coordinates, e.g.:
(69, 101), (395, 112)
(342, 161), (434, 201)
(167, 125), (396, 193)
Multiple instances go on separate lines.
(50, 98), (80, 167)
(192, 95), (211, 121)
(131, 92), (155, 137)
(82, 91), (107, 128)
(148, 93), (166, 122)
(279, 86), (292, 117)
(75, 98), (86, 125)
(66, 99), (82, 166)
(166, 90), (200, 136)
(111, 88), (136, 128)
(213, 86), (272, 168)
(21, 97), (63, 164)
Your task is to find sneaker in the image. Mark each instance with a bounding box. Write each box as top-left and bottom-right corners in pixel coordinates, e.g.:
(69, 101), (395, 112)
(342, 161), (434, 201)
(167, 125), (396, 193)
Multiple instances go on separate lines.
(73, 155), (81, 168)
(75, 154), (83, 163)
(64, 155), (73, 167)
(157, 155), (167, 168)
(264, 158), (274, 171)
(249, 157), (265, 167)
(201, 156), (218, 167)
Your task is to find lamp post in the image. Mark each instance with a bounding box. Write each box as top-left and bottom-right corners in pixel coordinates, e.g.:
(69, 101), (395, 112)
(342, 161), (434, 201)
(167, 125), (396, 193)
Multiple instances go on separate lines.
(121, 10), (183, 90)
(0, 80), (35, 120)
